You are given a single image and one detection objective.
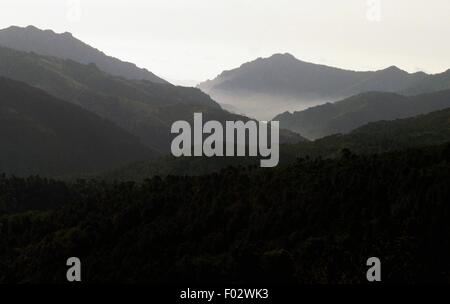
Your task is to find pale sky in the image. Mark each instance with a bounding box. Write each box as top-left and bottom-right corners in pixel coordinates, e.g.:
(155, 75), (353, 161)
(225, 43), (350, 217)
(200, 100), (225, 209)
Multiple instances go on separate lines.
(1, 0), (450, 85)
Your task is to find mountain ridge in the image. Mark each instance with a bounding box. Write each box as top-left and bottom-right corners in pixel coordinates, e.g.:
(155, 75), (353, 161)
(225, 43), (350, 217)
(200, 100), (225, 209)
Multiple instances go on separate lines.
(274, 89), (450, 139)
(0, 25), (168, 84)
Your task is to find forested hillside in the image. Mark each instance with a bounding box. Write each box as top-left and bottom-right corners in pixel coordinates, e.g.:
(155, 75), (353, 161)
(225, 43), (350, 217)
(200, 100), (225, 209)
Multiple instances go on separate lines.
(0, 46), (304, 154)
(105, 107), (450, 181)
(1, 143), (450, 283)
(0, 77), (152, 177)
(275, 90), (450, 139)
(0, 46), (221, 152)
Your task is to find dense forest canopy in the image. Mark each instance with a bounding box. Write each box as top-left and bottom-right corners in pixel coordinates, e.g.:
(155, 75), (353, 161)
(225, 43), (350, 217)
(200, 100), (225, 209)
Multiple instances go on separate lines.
(1, 143), (450, 283)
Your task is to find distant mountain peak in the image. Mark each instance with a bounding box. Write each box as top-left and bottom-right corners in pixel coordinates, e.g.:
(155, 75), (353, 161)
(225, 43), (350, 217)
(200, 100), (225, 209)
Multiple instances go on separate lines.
(6, 25), (73, 39)
(379, 65), (407, 74)
(0, 25), (168, 84)
(269, 52), (297, 60)
(257, 53), (303, 65)
(61, 31), (73, 37)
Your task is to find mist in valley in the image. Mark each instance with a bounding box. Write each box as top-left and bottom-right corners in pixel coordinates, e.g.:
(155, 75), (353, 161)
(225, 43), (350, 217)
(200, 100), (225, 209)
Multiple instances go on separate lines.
(210, 91), (332, 121)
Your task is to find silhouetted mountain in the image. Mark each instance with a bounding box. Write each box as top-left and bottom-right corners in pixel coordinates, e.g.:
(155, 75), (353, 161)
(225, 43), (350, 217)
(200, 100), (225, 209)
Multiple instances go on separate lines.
(199, 53), (450, 120)
(275, 89), (450, 139)
(0, 77), (153, 177)
(0, 25), (167, 84)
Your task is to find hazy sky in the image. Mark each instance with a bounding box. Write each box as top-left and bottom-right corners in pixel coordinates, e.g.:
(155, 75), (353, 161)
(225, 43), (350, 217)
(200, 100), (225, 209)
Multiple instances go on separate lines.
(1, 0), (450, 85)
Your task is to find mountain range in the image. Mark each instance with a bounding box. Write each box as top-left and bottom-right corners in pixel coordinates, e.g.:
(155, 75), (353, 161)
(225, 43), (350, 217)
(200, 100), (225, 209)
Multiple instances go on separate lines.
(0, 27), (306, 176)
(198, 53), (450, 120)
(1, 25), (450, 178)
(0, 45), (303, 154)
(0, 45), (234, 153)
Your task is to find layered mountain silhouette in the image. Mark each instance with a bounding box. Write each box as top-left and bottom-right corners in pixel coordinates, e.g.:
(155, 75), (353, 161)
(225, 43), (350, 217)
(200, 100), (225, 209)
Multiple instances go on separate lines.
(275, 89), (450, 139)
(0, 77), (153, 177)
(0, 43), (304, 157)
(0, 45), (223, 153)
(105, 106), (450, 181)
(0, 25), (167, 84)
(2, 25), (449, 179)
(284, 106), (450, 159)
(198, 53), (450, 120)
(2, 22), (450, 285)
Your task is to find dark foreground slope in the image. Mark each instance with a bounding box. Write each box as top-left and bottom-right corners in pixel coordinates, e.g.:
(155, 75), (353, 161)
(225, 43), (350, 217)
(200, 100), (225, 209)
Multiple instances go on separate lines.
(0, 77), (153, 176)
(1, 143), (450, 283)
